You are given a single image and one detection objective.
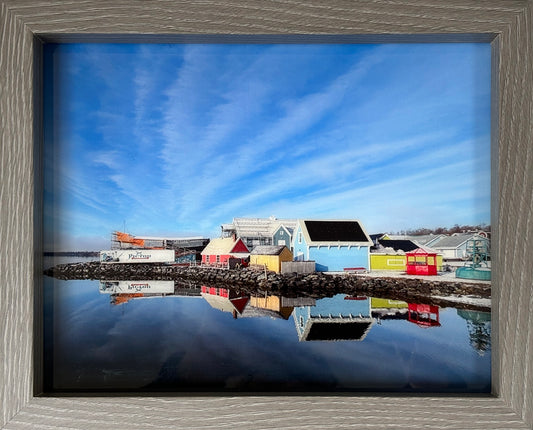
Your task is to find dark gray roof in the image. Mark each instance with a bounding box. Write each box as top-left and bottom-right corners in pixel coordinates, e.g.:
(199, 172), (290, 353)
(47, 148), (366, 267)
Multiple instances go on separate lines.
(304, 220), (369, 242)
(431, 233), (478, 248)
(250, 245), (288, 255)
(378, 239), (419, 252)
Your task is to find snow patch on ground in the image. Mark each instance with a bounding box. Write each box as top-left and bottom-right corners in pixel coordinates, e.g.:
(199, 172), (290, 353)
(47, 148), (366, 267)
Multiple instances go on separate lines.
(432, 295), (491, 308)
(353, 270), (491, 285)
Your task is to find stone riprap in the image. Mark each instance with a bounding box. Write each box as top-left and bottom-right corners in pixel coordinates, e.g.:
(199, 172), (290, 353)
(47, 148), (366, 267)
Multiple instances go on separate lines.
(44, 262), (491, 312)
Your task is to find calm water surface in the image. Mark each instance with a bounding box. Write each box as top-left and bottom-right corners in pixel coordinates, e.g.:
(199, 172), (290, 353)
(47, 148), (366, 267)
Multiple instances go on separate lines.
(43, 260), (491, 393)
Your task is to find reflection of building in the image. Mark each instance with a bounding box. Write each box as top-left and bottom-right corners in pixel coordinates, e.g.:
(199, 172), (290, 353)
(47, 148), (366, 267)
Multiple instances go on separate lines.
(370, 298), (409, 322)
(293, 294), (374, 341)
(407, 303), (441, 327)
(292, 219), (373, 272)
(249, 245), (293, 273)
(111, 293), (144, 306)
(249, 294), (316, 320)
(100, 280), (202, 305)
(99, 280), (175, 294)
(201, 286), (250, 318)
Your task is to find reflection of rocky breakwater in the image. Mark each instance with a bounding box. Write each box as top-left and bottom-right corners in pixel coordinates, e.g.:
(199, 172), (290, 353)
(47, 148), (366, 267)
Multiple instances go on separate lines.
(45, 261), (491, 311)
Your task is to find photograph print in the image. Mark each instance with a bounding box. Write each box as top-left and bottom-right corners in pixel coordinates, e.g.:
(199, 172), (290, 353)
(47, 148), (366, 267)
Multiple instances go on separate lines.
(43, 41), (492, 393)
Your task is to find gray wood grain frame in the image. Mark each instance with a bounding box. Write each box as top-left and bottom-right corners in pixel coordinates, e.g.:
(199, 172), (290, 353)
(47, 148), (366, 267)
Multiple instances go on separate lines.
(1, 0), (532, 428)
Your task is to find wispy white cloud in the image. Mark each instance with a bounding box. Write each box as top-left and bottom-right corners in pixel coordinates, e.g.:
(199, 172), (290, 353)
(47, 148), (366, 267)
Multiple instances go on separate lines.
(44, 43), (492, 248)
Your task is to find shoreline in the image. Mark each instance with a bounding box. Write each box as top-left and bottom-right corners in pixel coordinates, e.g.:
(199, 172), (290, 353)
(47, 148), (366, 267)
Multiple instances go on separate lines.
(44, 262), (491, 312)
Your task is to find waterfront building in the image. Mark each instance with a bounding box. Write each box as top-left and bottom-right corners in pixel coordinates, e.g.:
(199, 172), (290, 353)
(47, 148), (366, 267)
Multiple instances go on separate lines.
(430, 232), (487, 260)
(111, 230), (209, 250)
(369, 253), (408, 271)
(271, 223), (295, 249)
(370, 239), (443, 271)
(406, 248), (438, 276)
(370, 252), (443, 272)
(292, 219), (373, 272)
(221, 216), (297, 250)
(249, 245), (293, 273)
(200, 236), (249, 266)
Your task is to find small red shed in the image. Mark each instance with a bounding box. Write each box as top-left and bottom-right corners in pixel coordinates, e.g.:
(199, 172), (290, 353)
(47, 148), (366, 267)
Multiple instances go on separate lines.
(406, 247), (438, 276)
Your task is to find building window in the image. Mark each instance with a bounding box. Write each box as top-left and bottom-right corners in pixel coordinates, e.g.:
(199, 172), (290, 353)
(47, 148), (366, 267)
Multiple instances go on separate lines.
(298, 232), (302, 244)
(280, 230), (284, 236)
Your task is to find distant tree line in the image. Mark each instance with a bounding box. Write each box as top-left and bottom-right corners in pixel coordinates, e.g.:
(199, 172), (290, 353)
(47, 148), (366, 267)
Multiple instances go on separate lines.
(398, 224), (490, 236)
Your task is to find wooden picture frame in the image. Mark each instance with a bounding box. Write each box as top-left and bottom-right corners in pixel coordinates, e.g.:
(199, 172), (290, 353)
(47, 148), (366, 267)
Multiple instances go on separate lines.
(1, 1), (532, 428)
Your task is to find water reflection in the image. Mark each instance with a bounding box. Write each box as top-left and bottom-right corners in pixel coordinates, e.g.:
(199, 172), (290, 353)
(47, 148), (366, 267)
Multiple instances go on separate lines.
(294, 295), (373, 341)
(44, 261), (491, 392)
(407, 303), (441, 327)
(458, 309), (491, 355)
(98, 280), (489, 351)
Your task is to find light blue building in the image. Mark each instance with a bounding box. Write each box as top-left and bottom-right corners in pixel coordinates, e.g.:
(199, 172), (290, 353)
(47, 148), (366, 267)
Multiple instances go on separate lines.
(293, 294), (374, 341)
(292, 219), (373, 272)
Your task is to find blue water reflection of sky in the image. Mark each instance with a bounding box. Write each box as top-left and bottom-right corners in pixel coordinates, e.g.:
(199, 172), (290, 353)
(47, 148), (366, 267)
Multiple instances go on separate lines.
(46, 278), (490, 392)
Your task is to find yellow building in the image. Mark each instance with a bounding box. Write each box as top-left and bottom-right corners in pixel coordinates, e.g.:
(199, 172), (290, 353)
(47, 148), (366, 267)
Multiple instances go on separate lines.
(370, 253), (443, 271)
(250, 245), (293, 273)
(370, 254), (407, 271)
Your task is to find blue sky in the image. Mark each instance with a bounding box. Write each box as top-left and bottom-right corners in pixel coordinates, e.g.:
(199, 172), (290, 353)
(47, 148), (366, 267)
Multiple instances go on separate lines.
(43, 42), (491, 251)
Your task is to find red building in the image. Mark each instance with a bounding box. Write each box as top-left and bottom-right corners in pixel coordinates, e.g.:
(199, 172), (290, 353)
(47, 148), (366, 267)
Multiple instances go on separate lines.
(406, 247), (438, 276)
(201, 236), (250, 266)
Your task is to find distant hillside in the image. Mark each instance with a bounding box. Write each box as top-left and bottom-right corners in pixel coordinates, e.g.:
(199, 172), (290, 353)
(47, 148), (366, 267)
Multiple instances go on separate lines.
(401, 224), (490, 236)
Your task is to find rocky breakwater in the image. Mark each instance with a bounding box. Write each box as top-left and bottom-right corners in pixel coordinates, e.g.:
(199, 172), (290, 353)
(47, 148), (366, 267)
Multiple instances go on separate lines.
(44, 262), (491, 312)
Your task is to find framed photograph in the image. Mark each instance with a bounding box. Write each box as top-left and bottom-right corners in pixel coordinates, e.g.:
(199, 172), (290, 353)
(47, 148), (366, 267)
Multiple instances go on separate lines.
(2, 1), (533, 429)
(42, 40), (493, 394)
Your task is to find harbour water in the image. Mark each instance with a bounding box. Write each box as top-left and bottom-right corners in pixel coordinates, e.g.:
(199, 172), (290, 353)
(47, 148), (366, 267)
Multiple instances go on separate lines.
(43, 259), (491, 393)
